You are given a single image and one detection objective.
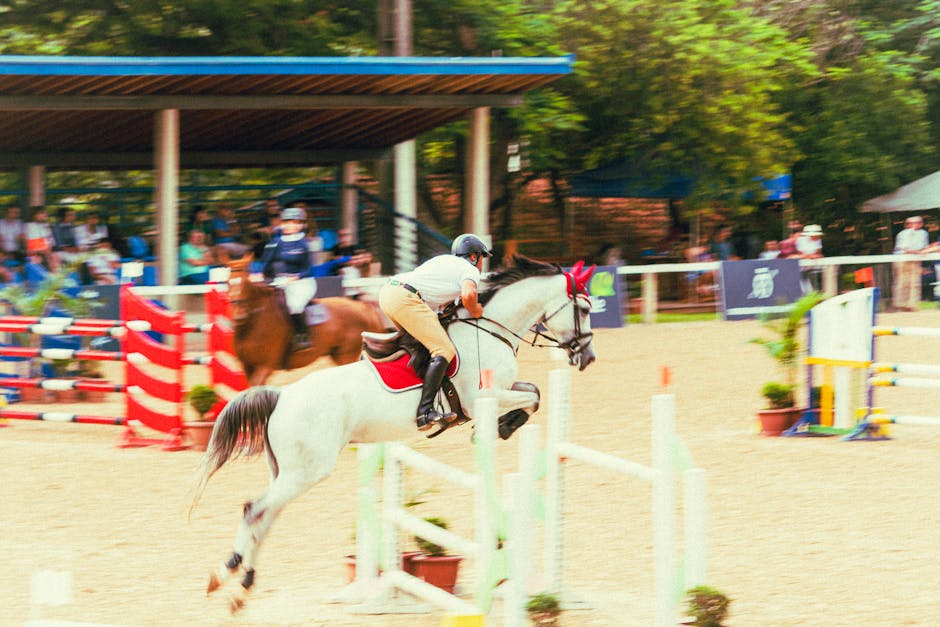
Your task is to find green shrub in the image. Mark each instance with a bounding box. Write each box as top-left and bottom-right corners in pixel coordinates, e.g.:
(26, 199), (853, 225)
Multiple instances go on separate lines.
(414, 516), (448, 556)
(760, 381), (795, 409)
(186, 384), (220, 418)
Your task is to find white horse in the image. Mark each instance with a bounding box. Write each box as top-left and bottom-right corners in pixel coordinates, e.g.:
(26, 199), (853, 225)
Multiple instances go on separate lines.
(191, 255), (597, 612)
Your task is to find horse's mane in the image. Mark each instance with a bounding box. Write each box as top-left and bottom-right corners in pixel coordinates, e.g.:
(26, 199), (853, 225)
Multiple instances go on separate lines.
(478, 255), (562, 306)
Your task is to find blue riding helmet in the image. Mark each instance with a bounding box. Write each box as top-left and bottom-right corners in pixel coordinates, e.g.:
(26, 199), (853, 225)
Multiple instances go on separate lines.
(451, 233), (493, 258)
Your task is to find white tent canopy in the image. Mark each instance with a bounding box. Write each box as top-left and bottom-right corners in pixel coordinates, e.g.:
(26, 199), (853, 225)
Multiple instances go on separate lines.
(861, 170), (940, 213)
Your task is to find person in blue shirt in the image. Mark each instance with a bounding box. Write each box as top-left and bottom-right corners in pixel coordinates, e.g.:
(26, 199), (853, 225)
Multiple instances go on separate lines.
(260, 206), (318, 350)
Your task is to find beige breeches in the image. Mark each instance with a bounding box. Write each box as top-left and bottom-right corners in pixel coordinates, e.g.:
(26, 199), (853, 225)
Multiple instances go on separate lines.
(379, 283), (456, 361)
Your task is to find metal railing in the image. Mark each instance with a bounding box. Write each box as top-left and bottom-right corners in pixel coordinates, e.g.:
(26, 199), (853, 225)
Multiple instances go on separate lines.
(619, 252), (940, 324)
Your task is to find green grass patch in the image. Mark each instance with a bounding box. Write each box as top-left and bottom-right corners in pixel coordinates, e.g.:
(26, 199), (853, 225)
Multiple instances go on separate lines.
(626, 312), (721, 324)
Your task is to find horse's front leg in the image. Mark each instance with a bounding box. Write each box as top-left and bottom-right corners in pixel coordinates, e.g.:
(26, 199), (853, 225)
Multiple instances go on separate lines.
(491, 382), (540, 440)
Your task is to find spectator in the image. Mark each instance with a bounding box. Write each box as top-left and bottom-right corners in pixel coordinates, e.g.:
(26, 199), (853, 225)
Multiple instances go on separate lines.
(211, 203), (240, 244)
(188, 206), (215, 245)
(75, 211), (109, 251)
(708, 225), (737, 261)
(179, 229), (214, 285)
(893, 215), (929, 311)
(0, 204), (25, 262)
(24, 206), (59, 271)
(259, 196), (282, 237)
(758, 240), (781, 260)
(84, 238), (121, 284)
(794, 223), (824, 292)
(52, 207), (80, 265)
(330, 227), (374, 279)
(795, 224), (824, 259)
(778, 220), (802, 258)
(0, 250), (17, 284)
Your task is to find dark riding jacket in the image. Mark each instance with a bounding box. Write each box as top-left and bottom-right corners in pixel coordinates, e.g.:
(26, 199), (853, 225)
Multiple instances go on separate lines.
(260, 234), (312, 279)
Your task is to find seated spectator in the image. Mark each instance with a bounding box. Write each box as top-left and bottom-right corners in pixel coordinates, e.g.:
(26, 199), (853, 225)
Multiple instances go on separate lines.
(24, 206), (59, 271)
(84, 238), (121, 284)
(0, 250), (17, 284)
(179, 229), (214, 285)
(211, 203), (241, 244)
(0, 204), (25, 262)
(330, 227), (374, 279)
(52, 207), (80, 266)
(189, 205), (215, 245)
(75, 211), (109, 251)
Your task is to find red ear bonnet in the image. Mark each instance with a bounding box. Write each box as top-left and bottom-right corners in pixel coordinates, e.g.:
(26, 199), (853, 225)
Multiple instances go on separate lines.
(576, 263), (596, 294)
(565, 261), (595, 296)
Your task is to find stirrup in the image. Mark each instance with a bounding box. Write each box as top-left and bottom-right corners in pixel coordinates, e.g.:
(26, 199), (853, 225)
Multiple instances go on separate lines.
(416, 410), (455, 432)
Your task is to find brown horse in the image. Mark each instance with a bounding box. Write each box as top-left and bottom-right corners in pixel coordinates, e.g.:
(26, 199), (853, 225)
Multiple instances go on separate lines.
(222, 252), (388, 386)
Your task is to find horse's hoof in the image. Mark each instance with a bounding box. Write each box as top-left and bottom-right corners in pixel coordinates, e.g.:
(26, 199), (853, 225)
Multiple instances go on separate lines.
(229, 596), (245, 614)
(207, 572), (221, 595)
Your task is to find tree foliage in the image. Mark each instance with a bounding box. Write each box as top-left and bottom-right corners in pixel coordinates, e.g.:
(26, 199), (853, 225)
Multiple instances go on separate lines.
(0, 0), (937, 253)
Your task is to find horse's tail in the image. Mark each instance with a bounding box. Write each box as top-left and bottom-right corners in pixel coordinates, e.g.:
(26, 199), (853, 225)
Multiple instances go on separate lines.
(189, 385), (281, 515)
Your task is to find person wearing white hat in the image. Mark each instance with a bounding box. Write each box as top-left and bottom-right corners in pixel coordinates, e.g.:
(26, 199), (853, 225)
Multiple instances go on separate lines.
(794, 224), (824, 292)
(893, 215), (929, 311)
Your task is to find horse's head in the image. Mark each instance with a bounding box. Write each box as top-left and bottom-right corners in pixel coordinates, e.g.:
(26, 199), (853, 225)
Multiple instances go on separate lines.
(546, 260), (596, 371)
(219, 250), (277, 321)
(480, 256), (597, 371)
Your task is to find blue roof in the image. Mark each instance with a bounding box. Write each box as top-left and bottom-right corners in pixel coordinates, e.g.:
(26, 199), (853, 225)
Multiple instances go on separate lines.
(0, 55), (575, 77)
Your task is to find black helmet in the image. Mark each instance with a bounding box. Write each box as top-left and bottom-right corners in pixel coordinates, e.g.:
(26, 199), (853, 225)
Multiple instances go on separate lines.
(451, 233), (493, 258)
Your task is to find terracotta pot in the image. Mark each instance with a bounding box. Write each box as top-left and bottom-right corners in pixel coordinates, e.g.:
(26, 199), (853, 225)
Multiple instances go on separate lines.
(79, 390), (108, 403)
(343, 551), (422, 583)
(19, 386), (53, 404)
(55, 388), (81, 404)
(757, 407), (802, 436)
(184, 420), (216, 451)
(410, 554), (463, 593)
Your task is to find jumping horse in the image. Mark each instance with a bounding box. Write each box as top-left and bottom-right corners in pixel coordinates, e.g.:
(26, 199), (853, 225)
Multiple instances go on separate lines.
(221, 251), (387, 385)
(191, 255), (597, 613)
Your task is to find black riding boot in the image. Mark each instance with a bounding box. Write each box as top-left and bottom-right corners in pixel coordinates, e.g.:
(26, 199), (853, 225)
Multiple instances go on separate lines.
(416, 355), (455, 431)
(290, 313), (311, 350)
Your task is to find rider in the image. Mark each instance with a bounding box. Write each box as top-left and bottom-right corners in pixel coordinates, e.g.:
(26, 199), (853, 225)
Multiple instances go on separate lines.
(260, 206), (318, 350)
(379, 233), (491, 431)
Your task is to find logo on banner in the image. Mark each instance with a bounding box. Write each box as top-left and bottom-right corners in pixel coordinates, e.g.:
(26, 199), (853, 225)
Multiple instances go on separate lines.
(588, 271), (615, 313)
(748, 267), (779, 300)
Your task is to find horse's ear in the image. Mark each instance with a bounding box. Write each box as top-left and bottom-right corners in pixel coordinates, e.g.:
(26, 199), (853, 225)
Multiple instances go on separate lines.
(570, 260), (584, 276)
(575, 262), (596, 293)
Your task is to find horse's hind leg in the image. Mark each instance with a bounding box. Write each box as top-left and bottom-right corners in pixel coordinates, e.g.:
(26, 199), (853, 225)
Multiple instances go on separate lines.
(211, 464), (337, 613)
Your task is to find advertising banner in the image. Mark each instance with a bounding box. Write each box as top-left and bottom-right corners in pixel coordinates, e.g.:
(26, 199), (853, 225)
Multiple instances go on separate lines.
(718, 259), (803, 320)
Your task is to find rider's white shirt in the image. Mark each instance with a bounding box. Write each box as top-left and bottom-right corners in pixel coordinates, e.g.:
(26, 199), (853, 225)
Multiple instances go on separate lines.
(393, 254), (480, 311)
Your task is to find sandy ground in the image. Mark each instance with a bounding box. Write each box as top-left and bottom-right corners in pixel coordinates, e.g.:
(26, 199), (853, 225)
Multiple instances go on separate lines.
(4, 310), (940, 626)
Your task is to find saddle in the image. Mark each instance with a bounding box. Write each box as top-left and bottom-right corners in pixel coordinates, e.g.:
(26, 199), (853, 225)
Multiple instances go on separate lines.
(361, 318), (470, 438)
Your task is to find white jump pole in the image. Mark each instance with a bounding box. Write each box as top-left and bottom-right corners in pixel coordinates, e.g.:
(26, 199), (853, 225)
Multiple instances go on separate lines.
(683, 467), (708, 589)
(651, 393), (677, 627)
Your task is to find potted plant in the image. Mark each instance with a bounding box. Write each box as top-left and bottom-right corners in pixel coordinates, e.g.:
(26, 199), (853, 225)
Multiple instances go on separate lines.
(750, 292), (824, 435)
(76, 359), (108, 402)
(344, 488), (430, 582)
(526, 592), (561, 626)
(682, 585), (731, 626)
(409, 516), (463, 593)
(184, 384), (220, 451)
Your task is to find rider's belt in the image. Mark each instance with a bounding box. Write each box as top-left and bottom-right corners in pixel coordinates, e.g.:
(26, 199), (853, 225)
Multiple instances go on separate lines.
(389, 280), (421, 299)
